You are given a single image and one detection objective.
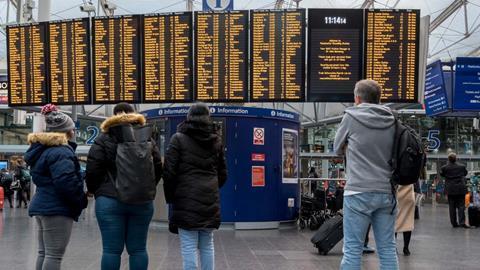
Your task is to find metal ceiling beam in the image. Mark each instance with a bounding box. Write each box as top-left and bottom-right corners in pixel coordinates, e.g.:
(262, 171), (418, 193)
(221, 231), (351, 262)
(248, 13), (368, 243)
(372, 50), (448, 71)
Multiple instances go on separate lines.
(360, 0), (374, 9)
(392, 0), (401, 8)
(429, 0), (464, 33)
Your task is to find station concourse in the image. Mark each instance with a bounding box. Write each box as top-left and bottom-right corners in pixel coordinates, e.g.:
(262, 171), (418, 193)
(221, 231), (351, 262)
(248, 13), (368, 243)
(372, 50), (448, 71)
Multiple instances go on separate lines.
(2, 0), (480, 270)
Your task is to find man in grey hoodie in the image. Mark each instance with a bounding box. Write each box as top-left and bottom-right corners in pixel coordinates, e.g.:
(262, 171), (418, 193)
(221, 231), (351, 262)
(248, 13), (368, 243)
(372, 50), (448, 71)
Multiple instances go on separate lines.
(334, 79), (399, 270)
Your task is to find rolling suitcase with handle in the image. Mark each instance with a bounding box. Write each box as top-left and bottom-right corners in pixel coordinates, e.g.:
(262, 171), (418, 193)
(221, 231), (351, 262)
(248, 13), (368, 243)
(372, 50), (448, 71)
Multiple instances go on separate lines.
(310, 214), (343, 255)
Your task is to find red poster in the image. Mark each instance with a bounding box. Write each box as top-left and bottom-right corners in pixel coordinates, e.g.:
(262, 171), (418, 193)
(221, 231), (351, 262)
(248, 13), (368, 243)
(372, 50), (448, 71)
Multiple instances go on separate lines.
(252, 166), (265, 187)
(251, 153), (265, 162)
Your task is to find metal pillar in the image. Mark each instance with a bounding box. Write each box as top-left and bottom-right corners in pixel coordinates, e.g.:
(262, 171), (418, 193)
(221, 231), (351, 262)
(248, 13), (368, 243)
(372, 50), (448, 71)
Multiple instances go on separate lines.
(186, 0), (193, 11)
(37, 0), (51, 22)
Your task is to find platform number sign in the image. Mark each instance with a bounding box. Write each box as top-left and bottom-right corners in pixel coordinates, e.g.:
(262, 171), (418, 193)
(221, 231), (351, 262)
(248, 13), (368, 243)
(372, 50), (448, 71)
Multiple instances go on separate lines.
(202, 0), (233, 11)
(253, 127), (265, 145)
(427, 130), (441, 151)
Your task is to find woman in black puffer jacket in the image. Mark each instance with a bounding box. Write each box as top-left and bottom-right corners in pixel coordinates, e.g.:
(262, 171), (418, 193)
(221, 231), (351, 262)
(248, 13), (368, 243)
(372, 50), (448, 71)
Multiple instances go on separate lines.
(163, 103), (227, 270)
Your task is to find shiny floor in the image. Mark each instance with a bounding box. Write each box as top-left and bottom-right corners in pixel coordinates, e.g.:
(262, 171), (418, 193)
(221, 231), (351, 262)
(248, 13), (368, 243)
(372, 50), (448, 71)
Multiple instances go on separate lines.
(0, 202), (479, 270)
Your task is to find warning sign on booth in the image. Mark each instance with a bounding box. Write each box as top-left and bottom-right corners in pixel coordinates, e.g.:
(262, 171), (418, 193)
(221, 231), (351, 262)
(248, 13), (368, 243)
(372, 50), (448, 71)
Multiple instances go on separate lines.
(253, 127), (264, 145)
(252, 166), (265, 187)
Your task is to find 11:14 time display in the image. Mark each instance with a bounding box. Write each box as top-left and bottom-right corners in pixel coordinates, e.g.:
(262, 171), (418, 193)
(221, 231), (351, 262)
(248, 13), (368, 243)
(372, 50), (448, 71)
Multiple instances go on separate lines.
(324, 16), (347, 24)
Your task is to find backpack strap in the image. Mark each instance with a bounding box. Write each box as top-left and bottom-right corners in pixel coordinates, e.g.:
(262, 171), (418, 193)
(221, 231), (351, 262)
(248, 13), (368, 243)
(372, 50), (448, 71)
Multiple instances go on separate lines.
(389, 117), (399, 215)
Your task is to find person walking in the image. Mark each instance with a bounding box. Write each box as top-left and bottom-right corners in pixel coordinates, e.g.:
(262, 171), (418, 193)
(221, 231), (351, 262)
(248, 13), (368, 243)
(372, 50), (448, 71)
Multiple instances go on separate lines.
(163, 103), (227, 270)
(440, 152), (469, 228)
(395, 184), (415, 256)
(86, 102), (163, 270)
(334, 79), (398, 270)
(25, 104), (88, 270)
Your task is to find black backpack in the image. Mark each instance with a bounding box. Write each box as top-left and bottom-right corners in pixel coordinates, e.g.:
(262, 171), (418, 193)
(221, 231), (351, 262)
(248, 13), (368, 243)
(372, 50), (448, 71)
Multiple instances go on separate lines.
(110, 125), (157, 204)
(389, 119), (425, 186)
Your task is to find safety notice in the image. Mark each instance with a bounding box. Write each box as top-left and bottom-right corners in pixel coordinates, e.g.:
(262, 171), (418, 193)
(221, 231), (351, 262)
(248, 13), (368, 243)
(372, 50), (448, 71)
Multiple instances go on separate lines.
(253, 127), (264, 145)
(252, 166), (265, 187)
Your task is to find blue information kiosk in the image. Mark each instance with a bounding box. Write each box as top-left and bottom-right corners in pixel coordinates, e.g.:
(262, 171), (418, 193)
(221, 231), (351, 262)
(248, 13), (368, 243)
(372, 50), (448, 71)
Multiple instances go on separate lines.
(142, 106), (300, 229)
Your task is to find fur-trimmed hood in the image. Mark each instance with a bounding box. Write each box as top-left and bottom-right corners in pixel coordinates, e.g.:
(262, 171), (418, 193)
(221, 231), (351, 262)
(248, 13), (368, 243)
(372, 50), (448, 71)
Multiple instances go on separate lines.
(101, 113), (146, 133)
(25, 132), (74, 167)
(27, 132), (68, 146)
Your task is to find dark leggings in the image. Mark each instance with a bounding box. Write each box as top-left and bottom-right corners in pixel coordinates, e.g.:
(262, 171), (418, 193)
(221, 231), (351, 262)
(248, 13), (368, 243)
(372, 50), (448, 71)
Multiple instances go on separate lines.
(395, 231), (412, 249)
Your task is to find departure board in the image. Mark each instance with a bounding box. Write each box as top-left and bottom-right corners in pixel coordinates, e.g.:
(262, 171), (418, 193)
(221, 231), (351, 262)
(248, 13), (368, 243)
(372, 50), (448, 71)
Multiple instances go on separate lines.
(48, 18), (91, 105)
(195, 11), (248, 102)
(143, 12), (193, 103)
(365, 9), (420, 103)
(250, 9), (306, 102)
(7, 23), (49, 106)
(307, 9), (363, 102)
(93, 16), (141, 104)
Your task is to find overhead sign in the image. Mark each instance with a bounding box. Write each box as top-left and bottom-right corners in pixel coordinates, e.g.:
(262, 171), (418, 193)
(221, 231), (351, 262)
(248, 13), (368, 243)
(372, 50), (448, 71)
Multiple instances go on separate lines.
(307, 9), (364, 102)
(252, 166), (265, 187)
(424, 60), (449, 116)
(0, 75), (8, 104)
(253, 127), (265, 145)
(203, 0), (233, 11)
(454, 57), (480, 111)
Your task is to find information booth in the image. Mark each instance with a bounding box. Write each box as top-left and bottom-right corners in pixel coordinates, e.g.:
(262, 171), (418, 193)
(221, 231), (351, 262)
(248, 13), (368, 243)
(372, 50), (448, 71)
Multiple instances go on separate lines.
(142, 106), (300, 229)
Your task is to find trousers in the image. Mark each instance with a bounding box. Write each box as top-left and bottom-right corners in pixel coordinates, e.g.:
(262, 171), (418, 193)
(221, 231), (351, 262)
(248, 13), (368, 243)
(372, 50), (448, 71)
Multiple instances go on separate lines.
(448, 194), (466, 227)
(35, 215), (73, 270)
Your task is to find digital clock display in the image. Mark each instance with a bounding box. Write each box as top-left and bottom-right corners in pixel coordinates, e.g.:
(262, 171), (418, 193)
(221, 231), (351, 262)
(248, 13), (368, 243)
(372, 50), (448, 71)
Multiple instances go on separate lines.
(324, 16), (347, 24)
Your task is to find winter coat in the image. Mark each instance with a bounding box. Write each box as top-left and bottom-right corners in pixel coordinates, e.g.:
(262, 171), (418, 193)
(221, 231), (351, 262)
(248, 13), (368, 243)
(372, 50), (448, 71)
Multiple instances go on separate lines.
(85, 113), (163, 199)
(163, 120), (227, 230)
(25, 133), (88, 221)
(440, 162), (468, 195)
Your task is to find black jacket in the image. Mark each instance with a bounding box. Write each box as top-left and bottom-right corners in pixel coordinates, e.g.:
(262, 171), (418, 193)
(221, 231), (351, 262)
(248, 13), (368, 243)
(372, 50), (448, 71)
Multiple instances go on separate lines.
(163, 120), (227, 230)
(440, 162), (468, 195)
(85, 113), (163, 199)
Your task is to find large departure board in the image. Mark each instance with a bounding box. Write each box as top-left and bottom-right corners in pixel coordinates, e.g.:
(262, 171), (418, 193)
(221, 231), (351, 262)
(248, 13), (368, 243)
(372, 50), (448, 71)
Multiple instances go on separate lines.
(307, 9), (363, 102)
(365, 9), (420, 103)
(143, 12), (193, 103)
(48, 18), (91, 105)
(93, 16), (141, 104)
(195, 11), (248, 102)
(250, 9), (306, 102)
(7, 23), (49, 106)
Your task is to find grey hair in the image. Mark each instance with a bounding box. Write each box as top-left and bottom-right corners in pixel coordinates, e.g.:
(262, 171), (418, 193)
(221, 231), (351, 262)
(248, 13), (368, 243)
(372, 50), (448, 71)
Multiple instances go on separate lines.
(354, 79), (382, 104)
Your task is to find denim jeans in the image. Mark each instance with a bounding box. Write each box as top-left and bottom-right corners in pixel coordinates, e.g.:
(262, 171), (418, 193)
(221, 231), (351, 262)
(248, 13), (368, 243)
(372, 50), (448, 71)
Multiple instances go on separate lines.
(35, 216), (73, 270)
(341, 192), (399, 270)
(95, 196), (154, 270)
(179, 228), (214, 270)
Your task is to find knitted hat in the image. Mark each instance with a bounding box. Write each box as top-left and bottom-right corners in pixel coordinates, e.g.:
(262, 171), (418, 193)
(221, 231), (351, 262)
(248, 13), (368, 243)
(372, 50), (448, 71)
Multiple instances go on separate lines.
(187, 103), (211, 123)
(41, 104), (75, 133)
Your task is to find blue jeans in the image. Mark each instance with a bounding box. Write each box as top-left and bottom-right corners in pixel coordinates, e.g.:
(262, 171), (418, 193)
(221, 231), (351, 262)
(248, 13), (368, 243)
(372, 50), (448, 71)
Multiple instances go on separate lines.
(341, 193), (399, 270)
(95, 196), (154, 270)
(179, 228), (214, 270)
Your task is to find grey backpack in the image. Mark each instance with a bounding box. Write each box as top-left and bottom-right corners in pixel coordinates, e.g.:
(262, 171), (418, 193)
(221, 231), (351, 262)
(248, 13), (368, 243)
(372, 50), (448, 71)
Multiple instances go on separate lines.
(112, 125), (156, 204)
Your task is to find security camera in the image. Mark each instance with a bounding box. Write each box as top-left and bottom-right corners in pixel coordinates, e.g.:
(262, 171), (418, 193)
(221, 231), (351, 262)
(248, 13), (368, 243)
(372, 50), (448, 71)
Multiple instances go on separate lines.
(103, 2), (117, 10)
(80, 4), (96, 12)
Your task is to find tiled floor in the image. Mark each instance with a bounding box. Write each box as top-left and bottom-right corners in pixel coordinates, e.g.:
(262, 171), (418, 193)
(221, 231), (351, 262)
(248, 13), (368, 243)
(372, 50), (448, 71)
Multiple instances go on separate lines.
(1, 202), (479, 270)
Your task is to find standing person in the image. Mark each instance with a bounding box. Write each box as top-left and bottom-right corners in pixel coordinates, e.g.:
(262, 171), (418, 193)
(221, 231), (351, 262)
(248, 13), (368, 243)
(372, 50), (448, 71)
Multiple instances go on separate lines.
(85, 102), (163, 270)
(14, 159), (30, 208)
(25, 104), (88, 270)
(334, 79), (398, 270)
(163, 103), (227, 270)
(0, 168), (14, 208)
(440, 152), (469, 228)
(395, 184), (415, 256)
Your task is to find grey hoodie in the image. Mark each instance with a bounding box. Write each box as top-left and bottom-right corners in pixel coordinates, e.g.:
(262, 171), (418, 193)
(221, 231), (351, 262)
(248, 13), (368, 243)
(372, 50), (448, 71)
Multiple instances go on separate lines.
(333, 103), (395, 194)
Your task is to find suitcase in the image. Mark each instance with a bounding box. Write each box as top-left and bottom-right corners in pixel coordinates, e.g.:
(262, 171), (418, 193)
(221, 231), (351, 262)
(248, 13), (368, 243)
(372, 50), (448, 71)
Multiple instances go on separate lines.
(468, 206), (480, 227)
(310, 214), (343, 255)
(0, 186), (4, 210)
